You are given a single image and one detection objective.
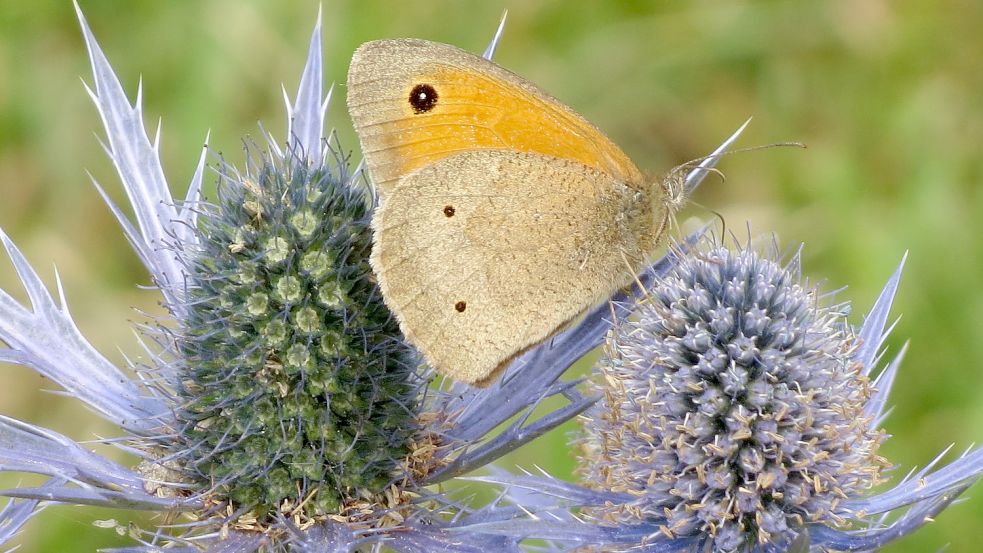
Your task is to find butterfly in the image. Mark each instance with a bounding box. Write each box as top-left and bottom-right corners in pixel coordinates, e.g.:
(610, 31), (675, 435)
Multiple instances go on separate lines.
(347, 38), (682, 386)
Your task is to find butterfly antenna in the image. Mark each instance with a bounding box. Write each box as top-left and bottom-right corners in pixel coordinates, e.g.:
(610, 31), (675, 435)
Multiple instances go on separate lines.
(483, 10), (509, 60)
(676, 117), (803, 196)
(683, 118), (752, 196)
(659, 118), (803, 238)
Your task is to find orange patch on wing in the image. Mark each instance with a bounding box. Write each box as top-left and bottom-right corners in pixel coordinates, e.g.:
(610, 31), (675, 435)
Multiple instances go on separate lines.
(359, 65), (643, 188)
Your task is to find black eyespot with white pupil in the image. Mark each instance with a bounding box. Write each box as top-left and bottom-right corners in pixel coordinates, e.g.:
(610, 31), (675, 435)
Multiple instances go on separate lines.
(409, 84), (438, 114)
(455, 301), (467, 313)
(443, 205), (455, 217)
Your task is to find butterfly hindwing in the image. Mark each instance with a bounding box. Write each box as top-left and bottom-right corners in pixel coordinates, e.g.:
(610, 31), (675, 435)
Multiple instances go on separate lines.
(371, 150), (653, 384)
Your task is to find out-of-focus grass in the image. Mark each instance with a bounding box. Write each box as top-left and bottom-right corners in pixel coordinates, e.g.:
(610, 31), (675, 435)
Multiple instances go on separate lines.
(1, 1), (981, 551)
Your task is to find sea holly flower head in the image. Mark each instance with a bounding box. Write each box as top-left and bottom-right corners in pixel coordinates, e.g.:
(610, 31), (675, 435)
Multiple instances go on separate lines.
(580, 242), (889, 550)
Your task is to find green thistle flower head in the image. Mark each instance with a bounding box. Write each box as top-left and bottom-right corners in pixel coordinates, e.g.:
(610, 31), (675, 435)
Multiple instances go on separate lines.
(174, 150), (421, 522)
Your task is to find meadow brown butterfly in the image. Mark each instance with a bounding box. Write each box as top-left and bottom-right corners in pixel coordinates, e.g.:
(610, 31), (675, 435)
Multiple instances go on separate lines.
(347, 38), (694, 386)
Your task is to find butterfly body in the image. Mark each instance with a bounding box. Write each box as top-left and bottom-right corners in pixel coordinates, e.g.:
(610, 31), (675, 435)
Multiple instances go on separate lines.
(347, 39), (672, 385)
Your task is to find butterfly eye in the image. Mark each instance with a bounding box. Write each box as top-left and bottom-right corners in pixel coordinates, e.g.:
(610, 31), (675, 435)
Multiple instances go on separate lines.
(443, 205), (455, 217)
(454, 301), (467, 313)
(408, 84), (438, 114)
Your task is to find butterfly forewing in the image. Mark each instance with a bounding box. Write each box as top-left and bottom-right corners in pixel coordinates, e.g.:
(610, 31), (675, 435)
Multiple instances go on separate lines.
(346, 39), (645, 193)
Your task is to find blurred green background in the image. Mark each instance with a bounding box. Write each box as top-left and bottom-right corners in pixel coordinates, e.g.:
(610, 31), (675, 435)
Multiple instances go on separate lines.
(1, 1), (982, 551)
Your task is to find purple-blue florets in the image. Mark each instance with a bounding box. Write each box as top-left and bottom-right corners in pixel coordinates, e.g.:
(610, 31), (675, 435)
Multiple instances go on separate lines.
(580, 246), (887, 551)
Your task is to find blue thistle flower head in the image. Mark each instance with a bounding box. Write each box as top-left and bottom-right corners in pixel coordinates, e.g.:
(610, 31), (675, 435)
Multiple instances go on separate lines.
(580, 243), (888, 550)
